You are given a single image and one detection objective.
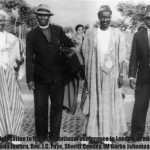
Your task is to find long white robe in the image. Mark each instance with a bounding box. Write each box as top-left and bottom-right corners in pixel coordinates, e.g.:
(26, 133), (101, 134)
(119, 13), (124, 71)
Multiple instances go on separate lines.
(81, 26), (127, 137)
(0, 31), (24, 137)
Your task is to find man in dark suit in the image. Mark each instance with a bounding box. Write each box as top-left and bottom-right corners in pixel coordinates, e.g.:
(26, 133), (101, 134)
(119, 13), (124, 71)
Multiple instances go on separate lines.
(26, 4), (74, 143)
(129, 5), (150, 141)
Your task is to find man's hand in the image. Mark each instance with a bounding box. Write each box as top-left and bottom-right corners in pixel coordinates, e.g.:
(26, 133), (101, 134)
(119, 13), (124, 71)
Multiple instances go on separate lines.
(16, 57), (24, 66)
(129, 78), (136, 89)
(28, 81), (35, 91)
(118, 75), (123, 88)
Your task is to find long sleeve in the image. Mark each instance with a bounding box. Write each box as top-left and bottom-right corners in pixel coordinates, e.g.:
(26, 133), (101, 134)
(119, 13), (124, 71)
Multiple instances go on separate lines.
(81, 31), (92, 79)
(7, 33), (20, 68)
(26, 32), (34, 83)
(10, 39), (20, 68)
(118, 31), (127, 75)
(82, 32), (91, 67)
(128, 33), (138, 78)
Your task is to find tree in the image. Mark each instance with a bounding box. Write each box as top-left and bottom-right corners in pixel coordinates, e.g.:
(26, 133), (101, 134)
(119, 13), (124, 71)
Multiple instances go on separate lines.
(1, 0), (37, 28)
(117, 1), (146, 30)
(0, 0), (38, 37)
(18, 4), (38, 28)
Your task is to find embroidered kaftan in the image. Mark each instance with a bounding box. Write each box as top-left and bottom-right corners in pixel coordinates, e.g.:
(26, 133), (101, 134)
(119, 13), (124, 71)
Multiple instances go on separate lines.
(0, 31), (24, 137)
(81, 27), (127, 137)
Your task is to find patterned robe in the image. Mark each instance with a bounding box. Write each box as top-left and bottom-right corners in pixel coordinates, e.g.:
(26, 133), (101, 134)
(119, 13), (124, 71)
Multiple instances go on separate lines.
(81, 26), (127, 137)
(0, 31), (24, 137)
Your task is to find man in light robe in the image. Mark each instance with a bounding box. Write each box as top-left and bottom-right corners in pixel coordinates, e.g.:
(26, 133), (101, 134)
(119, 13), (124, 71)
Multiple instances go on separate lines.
(0, 10), (24, 145)
(81, 5), (127, 144)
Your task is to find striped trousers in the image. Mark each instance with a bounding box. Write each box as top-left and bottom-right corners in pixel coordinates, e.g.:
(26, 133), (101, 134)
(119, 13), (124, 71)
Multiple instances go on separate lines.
(0, 66), (24, 137)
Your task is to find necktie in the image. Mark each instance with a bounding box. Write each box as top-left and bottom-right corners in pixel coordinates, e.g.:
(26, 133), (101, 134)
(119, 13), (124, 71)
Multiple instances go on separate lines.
(42, 27), (51, 43)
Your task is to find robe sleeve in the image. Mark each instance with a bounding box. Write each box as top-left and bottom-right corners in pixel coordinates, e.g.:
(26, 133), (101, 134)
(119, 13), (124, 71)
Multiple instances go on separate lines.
(8, 33), (25, 80)
(8, 34), (20, 68)
(128, 33), (138, 78)
(81, 32), (89, 78)
(118, 30), (127, 75)
(82, 31), (91, 70)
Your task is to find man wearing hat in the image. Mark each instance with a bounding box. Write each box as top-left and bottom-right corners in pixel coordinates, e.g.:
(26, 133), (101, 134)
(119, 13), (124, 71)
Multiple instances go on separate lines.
(129, 5), (150, 141)
(26, 4), (74, 143)
(81, 5), (127, 144)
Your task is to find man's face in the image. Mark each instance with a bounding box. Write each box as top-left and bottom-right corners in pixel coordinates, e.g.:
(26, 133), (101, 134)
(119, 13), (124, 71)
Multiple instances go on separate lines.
(36, 14), (50, 26)
(144, 17), (150, 29)
(98, 11), (111, 30)
(0, 15), (5, 31)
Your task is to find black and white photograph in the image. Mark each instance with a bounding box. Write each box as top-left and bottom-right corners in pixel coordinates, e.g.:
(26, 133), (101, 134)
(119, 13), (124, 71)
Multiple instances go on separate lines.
(0, 0), (150, 149)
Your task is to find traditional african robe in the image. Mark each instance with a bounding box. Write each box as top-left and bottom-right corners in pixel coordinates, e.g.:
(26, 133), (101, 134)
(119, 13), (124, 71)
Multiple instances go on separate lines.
(81, 26), (127, 137)
(0, 31), (24, 137)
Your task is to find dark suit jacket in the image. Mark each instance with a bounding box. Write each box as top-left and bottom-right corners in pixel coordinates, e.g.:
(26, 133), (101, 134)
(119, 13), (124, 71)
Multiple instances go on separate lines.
(26, 24), (74, 83)
(129, 28), (150, 85)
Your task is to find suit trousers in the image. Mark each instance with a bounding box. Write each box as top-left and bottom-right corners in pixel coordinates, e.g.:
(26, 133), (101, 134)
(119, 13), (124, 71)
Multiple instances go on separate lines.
(131, 83), (150, 137)
(34, 81), (64, 141)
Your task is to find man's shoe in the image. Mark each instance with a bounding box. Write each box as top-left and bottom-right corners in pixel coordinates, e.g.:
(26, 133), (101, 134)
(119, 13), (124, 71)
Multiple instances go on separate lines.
(50, 140), (59, 146)
(89, 139), (103, 145)
(36, 137), (48, 144)
(103, 140), (112, 145)
(128, 134), (143, 143)
(1, 134), (13, 143)
(80, 140), (89, 145)
(11, 140), (22, 145)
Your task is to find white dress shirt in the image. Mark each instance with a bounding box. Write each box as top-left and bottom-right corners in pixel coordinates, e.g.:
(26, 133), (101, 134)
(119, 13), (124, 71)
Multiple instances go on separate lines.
(97, 27), (111, 67)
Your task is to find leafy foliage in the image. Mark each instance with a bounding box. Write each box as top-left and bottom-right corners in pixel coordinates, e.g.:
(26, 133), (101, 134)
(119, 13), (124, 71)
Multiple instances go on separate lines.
(117, 2), (146, 29)
(18, 4), (38, 28)
(1, 0), (37, 28)
(0, 0), (38, 36)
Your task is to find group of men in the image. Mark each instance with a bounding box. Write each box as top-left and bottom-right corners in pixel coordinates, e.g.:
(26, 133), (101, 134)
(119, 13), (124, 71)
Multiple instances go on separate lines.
(0, 2), (148, 145)
(25, 3), (150, 144)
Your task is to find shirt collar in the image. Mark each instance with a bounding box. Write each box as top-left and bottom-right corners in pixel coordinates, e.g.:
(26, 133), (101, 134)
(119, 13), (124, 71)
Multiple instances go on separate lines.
(39, 24), (49, 29)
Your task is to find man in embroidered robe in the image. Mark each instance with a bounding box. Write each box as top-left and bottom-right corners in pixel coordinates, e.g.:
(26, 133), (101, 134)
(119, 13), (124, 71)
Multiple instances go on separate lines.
(0, 10), (24, 144)
(81, 5), (127, 144)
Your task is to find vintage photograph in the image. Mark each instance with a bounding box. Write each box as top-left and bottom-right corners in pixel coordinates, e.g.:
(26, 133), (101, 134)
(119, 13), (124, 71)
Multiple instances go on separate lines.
(0, 0), (150, 149)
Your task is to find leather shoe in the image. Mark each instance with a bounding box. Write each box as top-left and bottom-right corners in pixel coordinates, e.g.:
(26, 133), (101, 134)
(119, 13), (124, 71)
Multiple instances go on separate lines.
(49, 140), (59, 146)
(128, 134), (143, 142)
